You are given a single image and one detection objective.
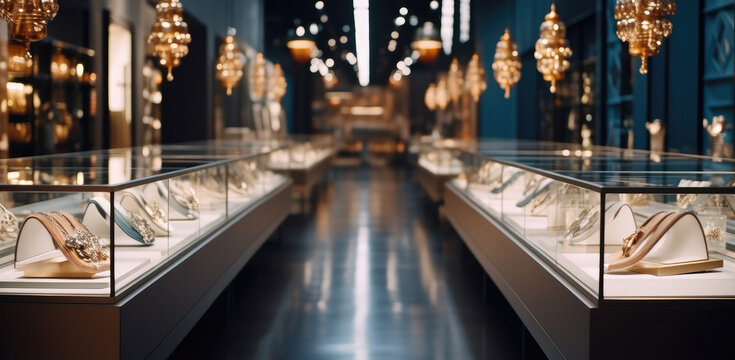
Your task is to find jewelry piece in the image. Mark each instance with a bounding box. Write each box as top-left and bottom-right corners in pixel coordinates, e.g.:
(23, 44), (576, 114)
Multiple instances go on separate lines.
(705, 226), (723, 243)
(44, 212), (109, 264)
(562, 205), (601, 244)
(129, 213), (155, 244)
(170, 179), (200, 213)
(491, 170), (524, 194)
(517, 179), (555, 208)
(0, 203), (19, 242)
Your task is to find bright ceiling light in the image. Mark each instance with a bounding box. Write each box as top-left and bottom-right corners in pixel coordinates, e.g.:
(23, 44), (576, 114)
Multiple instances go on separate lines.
(325, 58), (335, 67)
(296, 26), (306, 37)
(404, 57), (413, 66)
(388, 40), (397, 52)
(328, 38), (336, 47)
(430, 1), (439, 10)
(395, 16), (406, 26)
(353, 0), (370, 86)
(441, 0), (454, 55)
(346, 52), (357, 65)
(315, 1), (324, 10)
(320, 15), (328, 23)
(391, 31), (399, 39)
(309, 23), (319, 35)
(340, 35), (348, 44)
(399, 7), (408, 16)
(459, 0), (471, 43)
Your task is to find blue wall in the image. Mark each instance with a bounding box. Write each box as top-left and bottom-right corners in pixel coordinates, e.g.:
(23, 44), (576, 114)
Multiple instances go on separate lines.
(474, 0), (734, 155)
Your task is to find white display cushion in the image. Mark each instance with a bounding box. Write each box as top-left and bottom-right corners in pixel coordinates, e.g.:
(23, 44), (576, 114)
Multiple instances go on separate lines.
(573, 202), (637, 246)
(560, 252), (735, 297)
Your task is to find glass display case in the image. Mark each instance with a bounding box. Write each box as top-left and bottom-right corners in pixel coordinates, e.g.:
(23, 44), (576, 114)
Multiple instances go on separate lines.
(416, 138), (476, 176)
(451, 140), (735, 300)
(0, 143), (290, 299)
(266, 134), (336, 171)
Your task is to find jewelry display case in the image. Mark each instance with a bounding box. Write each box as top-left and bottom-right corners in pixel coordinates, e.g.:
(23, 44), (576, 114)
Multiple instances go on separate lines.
(443, 140), (735, 359)
(0, 142), (293, 359)
(415, 138), (475, 203)
(268, 134), (336, 196)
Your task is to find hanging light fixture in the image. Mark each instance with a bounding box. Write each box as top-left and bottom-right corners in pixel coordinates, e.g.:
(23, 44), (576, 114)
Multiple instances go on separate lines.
(615, 0), (676, 74)
(425, 83), (437, 111)
(215, 29), (246, 96)
(148, 0), (192, 81)
(492, 29), (522, 99)
(447, 58), (464, 104)
(534, 3), (572, 94)
(435, 76), (450, 111)
(465, 54), (487, 102)
(287, 29), (316, 64)
(269, 63), (287, 102)
(412, 22), (442, 65)
(251, 53), (268, 100)
(0, 0), (58, 59)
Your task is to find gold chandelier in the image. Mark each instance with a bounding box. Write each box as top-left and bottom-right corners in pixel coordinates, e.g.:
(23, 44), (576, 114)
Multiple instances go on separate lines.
(251, 53), (268, 100)
(435, 76), (450, 111)
(269, 63), (287, 102)
(148, 0), (192, 81)
(534, 3), (572, 94)
(215, 31), (245, 96)
(447, 58), (464, 105)
(465, 54), (487, 102)
(425, 83), (437, 111)
(492, 29), (522, 99)
(615, 0), (676, 74)
(0, 0), (58, 59)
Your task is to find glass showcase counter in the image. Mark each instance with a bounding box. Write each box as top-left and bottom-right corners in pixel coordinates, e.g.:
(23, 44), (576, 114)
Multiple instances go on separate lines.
(443, 139), (735, 359)
(0, 143), (294, 359)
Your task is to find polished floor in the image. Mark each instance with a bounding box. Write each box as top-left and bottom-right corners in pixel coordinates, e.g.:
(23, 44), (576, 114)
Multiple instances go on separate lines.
(171, 165), (545, 359)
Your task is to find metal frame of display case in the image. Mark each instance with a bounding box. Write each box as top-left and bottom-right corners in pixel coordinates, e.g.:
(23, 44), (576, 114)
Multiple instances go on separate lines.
(0, 145), (293, 359)
(444, 142), (735, 359)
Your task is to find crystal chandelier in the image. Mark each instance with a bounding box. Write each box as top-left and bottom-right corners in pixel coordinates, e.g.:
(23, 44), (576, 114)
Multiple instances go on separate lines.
(215, 30), (246, 96)
(534, 3), (572, 94)
(269, 63), (287, 102)
(425, 83), (437, 111)
(615, 0), (676, 74)
(447, 58), (464, 105)
(492, 29), (522, 99)
(251, 53), (268, 100)
(0, 0), (59, 59)
(148, 0), (192, 81)
(465, 54), (487, 102)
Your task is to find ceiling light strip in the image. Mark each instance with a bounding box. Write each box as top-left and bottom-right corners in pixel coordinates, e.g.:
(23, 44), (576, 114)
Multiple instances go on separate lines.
(353, 0), (370, 86)
(441, 0), (455, 55)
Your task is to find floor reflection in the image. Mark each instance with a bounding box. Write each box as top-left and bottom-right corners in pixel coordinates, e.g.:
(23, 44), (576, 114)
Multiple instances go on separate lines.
(171, 166), (541, 359)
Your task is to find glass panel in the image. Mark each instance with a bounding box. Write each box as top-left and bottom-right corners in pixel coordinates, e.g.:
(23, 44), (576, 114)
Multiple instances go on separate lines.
(0, 191), (111, 296)
(600, 190), (735, 299)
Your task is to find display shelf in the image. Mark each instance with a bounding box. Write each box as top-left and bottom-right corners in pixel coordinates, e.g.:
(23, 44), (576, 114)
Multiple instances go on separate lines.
(444, 139), (735, 359)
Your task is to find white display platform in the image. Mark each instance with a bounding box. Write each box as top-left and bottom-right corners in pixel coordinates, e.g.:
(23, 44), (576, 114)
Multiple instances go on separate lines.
(268, 149), (333, 170)
(418, 158), (463, 176)
(559, 252), (735, 298)
(0, 258), (150, 295)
